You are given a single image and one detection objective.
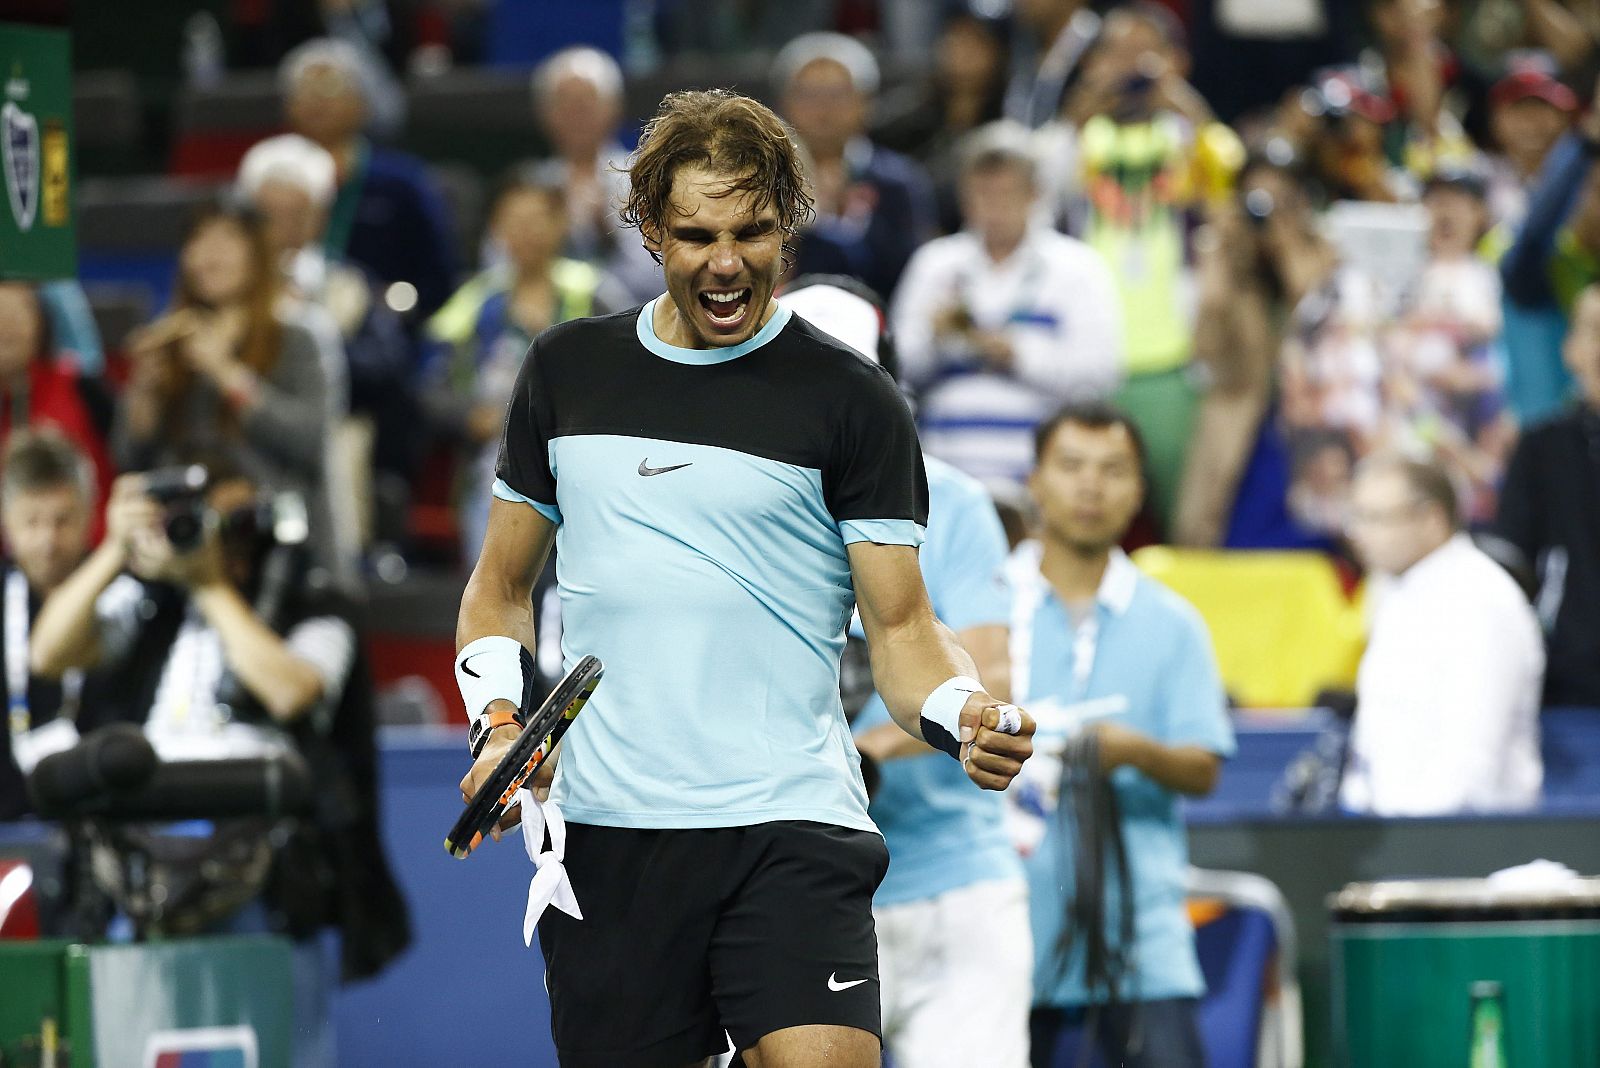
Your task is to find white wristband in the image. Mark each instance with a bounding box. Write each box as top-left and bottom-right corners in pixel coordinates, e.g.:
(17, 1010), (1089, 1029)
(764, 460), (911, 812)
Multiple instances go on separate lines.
(456, 635), (529, 726)
(919, 675), (983, 759)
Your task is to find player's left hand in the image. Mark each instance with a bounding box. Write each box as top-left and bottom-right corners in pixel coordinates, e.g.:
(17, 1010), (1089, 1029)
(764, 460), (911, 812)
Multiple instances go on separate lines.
(958, 695), (1034, 791)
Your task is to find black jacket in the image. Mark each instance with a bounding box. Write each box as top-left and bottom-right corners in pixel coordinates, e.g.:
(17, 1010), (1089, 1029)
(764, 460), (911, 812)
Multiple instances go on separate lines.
(1494, 405), (1600, 708)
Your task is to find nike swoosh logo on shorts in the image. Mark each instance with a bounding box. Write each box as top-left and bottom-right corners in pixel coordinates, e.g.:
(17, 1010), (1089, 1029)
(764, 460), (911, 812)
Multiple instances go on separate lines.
(638, 459), (693, 477)
(827, 973), (868, 992)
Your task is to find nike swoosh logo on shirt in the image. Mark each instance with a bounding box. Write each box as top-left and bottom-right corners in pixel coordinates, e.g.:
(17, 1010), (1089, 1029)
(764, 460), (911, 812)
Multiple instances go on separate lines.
(827, 973), (869, 992)
(638, 459), (693, 477)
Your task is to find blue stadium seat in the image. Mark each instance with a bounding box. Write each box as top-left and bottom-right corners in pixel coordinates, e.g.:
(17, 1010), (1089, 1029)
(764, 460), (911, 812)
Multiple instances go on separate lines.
(1539, 707), (1600, 803)
(1190, 868), (1303, 1068)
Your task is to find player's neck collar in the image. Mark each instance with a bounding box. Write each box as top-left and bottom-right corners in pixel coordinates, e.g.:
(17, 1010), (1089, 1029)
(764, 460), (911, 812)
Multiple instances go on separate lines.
(636, 297), (792, 365)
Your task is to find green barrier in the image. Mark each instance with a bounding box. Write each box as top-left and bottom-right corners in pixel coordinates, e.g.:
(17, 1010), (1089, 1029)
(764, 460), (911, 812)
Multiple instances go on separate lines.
(0, 936), (293, 1067)
(1331, 879), (1600, 1068)
(0, 940), (84, 1066)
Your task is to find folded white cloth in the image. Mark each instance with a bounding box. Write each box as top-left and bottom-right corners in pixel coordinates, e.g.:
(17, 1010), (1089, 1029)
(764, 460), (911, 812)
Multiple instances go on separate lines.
(517, 787), (582, 946)
(1487, 859), (1581, 889)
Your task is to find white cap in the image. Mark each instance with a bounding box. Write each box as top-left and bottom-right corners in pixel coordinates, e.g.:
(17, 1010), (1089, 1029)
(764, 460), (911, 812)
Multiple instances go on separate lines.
(773, 32), (881, 96)
(532, 46), (624, 107)
(778, 283), (882, 365)
(237, 133), (338, 208)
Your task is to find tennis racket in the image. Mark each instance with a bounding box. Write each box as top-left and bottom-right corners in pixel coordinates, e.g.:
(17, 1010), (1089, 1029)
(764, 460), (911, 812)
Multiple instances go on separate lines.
(444, 654), (604, 859)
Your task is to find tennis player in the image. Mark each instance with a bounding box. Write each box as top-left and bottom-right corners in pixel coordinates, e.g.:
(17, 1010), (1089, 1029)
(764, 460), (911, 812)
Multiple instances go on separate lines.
(455, 89), (1035, 1068)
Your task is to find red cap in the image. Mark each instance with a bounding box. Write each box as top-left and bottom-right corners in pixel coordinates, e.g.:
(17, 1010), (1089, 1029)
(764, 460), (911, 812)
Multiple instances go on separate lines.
(1315, 70), (1399, 125)
(1491, 70), (1579, 113)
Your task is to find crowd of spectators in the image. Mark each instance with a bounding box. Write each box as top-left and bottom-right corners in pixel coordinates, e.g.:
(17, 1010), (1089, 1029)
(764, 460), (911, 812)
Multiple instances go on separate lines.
(0, 5), (1598, 1063)
(8, 0), (1600, 828)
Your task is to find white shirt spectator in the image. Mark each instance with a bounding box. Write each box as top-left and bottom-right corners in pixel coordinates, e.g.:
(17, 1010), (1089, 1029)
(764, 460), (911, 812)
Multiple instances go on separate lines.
(892, 226), (1122, 485)
(1341, 534), (1545, 816)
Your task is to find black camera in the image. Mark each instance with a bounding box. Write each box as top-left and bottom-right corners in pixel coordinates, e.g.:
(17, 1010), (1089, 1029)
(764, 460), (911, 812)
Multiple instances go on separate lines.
(142, 464), (212, 552)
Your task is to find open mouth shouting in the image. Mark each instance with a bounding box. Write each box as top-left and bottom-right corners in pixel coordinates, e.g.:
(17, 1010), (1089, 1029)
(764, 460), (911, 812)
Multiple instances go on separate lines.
(697, 286), (755, 336)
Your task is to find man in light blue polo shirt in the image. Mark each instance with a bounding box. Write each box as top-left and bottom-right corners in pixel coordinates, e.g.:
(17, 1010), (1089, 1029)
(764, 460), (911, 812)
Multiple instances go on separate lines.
(1009, 402), (1234, 1068)
(781, 277), (1033, 1068)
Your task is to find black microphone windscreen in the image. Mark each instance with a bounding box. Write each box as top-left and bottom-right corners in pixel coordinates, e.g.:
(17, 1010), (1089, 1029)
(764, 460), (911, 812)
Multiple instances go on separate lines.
(28, 724), (158, 815)
(95, 724), (159, 791)
(114, 753), (314, 821)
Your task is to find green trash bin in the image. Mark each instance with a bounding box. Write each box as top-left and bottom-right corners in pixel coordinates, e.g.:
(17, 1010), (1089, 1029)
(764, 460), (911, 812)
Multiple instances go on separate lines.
(1330, 877), (1600, 1068)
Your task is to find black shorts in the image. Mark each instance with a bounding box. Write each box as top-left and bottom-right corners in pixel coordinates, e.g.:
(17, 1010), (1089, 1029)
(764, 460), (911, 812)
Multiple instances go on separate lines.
(537, 820), (890, 1067)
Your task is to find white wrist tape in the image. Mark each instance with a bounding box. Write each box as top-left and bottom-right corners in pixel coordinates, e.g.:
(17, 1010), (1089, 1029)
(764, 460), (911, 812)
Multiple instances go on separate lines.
(919, 675), (983, 760)
(456, 635), (529, 727)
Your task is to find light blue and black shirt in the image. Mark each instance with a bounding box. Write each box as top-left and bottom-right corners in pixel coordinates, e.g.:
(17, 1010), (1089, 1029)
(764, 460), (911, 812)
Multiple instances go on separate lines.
(494, 300), (929, 833)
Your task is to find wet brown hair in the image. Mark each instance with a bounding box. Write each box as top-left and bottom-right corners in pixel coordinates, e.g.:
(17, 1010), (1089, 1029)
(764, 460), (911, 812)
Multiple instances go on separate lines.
(620, 89), (814, 265)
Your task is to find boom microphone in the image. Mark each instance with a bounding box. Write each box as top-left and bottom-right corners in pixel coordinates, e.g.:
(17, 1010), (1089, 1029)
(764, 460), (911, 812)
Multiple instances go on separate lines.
(27, 724), (158, 816)
(112, 753), (314, 821)
(28, 728), (313, 821)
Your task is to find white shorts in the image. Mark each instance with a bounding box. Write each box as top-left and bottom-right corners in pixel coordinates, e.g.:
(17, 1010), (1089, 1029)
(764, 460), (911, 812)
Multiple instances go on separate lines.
(876, 878), (1033, 1068)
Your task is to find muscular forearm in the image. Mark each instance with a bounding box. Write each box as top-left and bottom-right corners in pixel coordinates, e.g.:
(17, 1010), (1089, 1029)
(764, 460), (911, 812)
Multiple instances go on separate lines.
(30, 541), (124, 677)
(193, 583), (324, 722)
(456, 563), (538, 655)
(855, 720), (936, 761)
(856, 623), (1010, 761)
(867, 613), (986, 745)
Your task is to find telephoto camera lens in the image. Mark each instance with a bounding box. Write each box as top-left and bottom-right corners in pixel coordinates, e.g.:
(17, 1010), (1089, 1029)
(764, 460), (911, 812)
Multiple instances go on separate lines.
(163, 505), (206, 552)
(143, 464), (211, 552)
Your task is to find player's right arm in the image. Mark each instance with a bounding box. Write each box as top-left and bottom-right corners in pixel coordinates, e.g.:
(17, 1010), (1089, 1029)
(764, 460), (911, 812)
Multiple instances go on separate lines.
(455, 497), (556, 824)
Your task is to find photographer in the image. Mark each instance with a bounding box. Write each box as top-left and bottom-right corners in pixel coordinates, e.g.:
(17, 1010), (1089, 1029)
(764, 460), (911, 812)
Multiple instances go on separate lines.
(1035, 2), (1244, 530)
(31, 469), (349, 758)
(29, 464), (407, 1063)
(1172, 151), (1356, 548)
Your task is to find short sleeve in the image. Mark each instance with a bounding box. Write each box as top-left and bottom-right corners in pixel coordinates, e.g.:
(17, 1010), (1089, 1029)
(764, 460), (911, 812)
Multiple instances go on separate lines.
(494, 339), (562, 525)
(825, 365), (929, 547)
(1158, 607), (1236, 758)
(286, 615), (357, 735)
(926, 480), (1010, 632)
